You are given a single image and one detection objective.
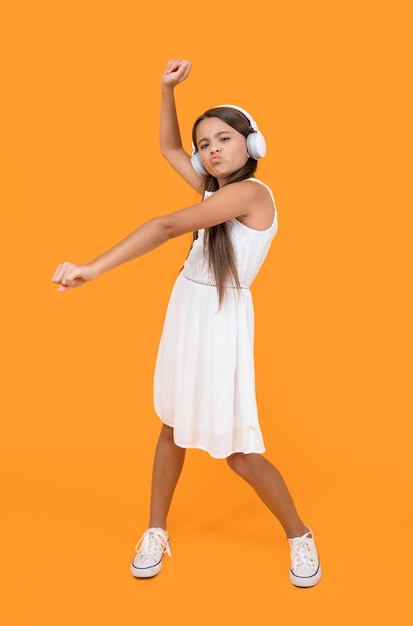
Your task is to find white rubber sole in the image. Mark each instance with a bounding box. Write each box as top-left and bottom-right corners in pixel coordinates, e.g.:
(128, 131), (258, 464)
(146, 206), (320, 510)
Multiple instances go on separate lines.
(130, 560), (163, 579)
(290, 563), (322, 588)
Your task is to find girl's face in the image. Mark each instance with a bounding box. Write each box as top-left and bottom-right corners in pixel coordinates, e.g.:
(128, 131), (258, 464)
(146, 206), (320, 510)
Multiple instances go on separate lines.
(195, 117), (249, 185)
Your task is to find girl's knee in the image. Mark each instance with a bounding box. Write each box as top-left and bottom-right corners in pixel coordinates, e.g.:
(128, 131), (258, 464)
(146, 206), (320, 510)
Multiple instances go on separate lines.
(159, 423), (175, 444)
(226, 452), (257, 479)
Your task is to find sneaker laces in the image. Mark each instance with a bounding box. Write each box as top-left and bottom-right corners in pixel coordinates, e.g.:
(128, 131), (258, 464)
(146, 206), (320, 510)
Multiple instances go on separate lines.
(134, 528), (172, 563)
(290, 532), (317, 571)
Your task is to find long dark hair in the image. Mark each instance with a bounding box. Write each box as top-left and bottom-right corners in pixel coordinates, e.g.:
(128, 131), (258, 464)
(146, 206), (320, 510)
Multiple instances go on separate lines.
(191, 107), (258, 305)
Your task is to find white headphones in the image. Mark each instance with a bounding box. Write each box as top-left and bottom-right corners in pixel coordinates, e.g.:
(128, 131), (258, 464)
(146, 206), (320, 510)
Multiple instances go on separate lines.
(191, 104), (267, 177)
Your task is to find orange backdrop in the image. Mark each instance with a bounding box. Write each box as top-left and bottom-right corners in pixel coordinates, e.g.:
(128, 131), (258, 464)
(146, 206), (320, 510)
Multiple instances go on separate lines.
(1, 1), (412, 624)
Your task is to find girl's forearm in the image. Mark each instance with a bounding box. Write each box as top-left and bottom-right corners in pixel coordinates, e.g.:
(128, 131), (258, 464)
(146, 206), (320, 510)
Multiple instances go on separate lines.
(89, 217), (170, 277)
(160, 85), (183, 156)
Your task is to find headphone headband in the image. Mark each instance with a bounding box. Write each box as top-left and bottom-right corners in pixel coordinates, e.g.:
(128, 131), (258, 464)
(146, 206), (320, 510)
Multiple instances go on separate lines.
(214, 104), (259, 132)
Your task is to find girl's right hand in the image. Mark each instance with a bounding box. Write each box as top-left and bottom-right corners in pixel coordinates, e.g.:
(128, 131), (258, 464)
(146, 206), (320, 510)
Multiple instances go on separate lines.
(52, 262), (98, 292)
(161, 59), (192, 88)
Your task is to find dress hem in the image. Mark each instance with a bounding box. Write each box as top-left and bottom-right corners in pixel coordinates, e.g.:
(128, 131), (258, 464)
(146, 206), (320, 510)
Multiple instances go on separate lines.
(156, 413), (266, 460)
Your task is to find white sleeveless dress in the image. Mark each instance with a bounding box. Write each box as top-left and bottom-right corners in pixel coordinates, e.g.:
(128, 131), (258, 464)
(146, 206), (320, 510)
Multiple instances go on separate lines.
(154, 178), (278, 459)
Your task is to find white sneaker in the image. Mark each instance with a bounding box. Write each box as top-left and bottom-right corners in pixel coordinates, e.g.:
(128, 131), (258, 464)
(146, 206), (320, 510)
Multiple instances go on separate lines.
(288, 528), (322, 587)
(130, 528), (171, 578)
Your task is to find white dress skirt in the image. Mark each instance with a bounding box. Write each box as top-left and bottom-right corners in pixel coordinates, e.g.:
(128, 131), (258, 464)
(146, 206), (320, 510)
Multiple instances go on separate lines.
(153, 179), (278, 459)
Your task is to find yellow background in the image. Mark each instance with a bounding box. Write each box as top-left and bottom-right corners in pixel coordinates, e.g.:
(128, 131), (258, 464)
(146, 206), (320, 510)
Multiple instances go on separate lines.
(1, 1), (412, 623)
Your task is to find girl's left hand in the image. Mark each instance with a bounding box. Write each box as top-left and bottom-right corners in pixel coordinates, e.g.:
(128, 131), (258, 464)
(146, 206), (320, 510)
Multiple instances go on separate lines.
(52, 262), (98, 292)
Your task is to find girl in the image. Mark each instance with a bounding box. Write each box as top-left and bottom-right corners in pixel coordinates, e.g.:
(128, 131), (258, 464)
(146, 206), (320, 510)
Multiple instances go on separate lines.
(52, 59), (321, 588)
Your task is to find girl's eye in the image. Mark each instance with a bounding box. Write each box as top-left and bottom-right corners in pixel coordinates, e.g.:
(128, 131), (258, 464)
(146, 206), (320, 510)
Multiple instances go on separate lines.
(199, 143), (208, 150)
(221, 136), (230, 142)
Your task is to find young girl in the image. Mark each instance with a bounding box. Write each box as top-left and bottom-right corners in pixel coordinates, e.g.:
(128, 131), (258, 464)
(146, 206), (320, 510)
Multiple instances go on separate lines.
(52, 59), (321, 588)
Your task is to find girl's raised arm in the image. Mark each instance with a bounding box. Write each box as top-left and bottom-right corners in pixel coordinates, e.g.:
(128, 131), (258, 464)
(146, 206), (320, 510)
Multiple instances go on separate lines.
(160, 59), (204, 193)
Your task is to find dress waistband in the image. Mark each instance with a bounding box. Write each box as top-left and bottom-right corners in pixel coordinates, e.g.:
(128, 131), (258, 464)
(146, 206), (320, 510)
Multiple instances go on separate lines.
(182, 274), (249, 290)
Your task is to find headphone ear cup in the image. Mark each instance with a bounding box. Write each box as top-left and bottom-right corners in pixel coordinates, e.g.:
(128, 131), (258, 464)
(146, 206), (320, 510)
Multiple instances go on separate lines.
(191, 151), (208, 176)
(246, 131), (267, 160)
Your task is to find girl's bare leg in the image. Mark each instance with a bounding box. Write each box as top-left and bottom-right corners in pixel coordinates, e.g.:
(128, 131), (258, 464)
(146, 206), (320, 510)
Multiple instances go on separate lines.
(226, 453), (307, 538)
(148, 424), (186, 530)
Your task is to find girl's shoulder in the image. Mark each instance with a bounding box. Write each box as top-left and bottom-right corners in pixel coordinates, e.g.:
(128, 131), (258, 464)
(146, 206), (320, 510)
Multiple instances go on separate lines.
(203, 178), (275, 205)
(243, 178), (276, 206)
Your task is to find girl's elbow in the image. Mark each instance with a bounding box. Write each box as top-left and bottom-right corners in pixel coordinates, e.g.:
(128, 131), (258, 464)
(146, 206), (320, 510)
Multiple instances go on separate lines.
(157, 215), (188, 240)
(160, 146), (169, 160)
(153, 216), (177, 242)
